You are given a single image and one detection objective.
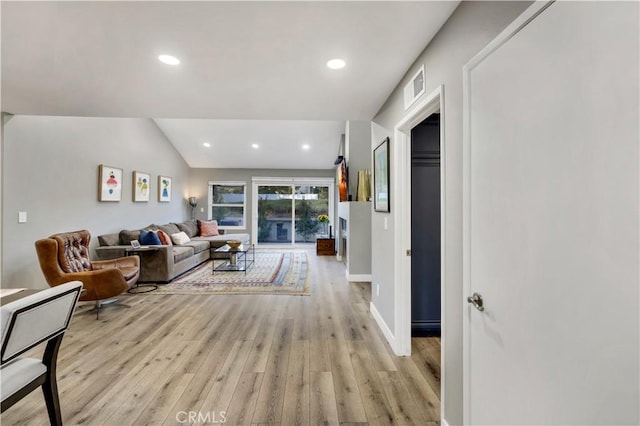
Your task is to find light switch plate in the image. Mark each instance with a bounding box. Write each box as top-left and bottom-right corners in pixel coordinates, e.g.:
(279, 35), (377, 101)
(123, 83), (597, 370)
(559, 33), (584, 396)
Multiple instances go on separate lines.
(18, 211), (27, 223)
(200, 207), (204, 213)
(383, 217), (388, 230)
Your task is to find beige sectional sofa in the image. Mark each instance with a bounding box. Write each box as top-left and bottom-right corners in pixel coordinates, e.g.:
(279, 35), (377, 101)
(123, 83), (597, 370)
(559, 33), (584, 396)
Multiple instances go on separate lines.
(95, 219), (250, 283)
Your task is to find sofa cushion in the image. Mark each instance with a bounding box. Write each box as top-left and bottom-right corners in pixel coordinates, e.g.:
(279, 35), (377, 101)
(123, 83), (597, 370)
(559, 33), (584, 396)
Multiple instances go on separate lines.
(177, 220), (199, 238)
(172, 246), (194, 263)
(119, 229), (140, 245)
(199, 220), (219, 237)
(181, 240), (209, 254)
(171, 231), (191, 245)
(98, 233), (119, 247)
(140, 229), (162, 246)
(157, 230), (172, 246)
(157, 223), (181, 236)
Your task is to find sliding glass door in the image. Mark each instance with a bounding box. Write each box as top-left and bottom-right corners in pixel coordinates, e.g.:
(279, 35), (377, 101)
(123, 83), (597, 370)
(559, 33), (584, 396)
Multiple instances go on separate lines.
(257, 185), (293, 244)
(294, 185), (329, 243)
(253, 178), (334, 245)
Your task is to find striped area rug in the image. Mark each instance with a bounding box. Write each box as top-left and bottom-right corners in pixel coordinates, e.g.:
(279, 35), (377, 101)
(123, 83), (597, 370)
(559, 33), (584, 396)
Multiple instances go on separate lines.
(152, 249), (309, 295)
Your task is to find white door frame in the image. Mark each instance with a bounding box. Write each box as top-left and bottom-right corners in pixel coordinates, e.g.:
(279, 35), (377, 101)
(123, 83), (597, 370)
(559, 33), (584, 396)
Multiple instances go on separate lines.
(393, 84), (446, 404)
(462, 2), (553, 423)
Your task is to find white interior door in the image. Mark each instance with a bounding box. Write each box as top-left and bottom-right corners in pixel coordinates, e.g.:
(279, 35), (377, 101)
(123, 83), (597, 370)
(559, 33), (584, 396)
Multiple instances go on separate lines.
(463, 2), (639, 424)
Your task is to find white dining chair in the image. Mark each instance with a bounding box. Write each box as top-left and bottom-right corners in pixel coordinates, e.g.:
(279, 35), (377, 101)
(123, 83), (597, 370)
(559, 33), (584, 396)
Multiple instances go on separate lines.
(1, 281), (83, 425)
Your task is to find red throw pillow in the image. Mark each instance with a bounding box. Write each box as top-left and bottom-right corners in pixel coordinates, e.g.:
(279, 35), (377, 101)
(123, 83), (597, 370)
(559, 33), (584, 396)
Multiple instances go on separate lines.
(199, 220), (219, 237)
(157, 229), (173, 246)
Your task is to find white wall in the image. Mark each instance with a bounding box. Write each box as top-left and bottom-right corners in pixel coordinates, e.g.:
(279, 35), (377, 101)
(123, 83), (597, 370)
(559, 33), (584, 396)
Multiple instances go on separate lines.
(369, 2), (532, 425)
(2, 116), (191, 288)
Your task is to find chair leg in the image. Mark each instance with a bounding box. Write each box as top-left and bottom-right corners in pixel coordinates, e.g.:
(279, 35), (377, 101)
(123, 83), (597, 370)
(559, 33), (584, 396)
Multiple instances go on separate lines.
(42, 335), (64, 426)
(42, 376), (62, 426)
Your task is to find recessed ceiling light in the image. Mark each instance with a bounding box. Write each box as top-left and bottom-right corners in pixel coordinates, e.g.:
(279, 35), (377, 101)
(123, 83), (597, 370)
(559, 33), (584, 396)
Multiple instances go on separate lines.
(203, 142), (211, 148)
(251, 143), (260, 149)
(158, 54), (180, 65)
(326, 58), (346, 70)
(302, 144), (310, 150)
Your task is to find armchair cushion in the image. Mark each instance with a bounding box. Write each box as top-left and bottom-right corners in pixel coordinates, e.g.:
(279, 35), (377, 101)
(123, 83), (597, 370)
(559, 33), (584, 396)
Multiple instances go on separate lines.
(50, 231), (92, 273)
(91, 256), (140, 283)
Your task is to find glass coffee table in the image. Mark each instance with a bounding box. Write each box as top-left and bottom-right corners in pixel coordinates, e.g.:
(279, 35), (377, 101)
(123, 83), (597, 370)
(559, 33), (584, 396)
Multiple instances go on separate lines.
(213, 243), (255, 275)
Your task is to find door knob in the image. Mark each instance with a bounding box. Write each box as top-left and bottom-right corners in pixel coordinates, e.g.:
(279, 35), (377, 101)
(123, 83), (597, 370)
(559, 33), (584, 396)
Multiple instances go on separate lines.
(467, 292), (485, 311)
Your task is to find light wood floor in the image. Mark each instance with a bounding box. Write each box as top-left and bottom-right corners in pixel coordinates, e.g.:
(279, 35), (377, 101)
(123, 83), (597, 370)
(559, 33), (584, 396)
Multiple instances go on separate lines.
(1, 248), (441, 426)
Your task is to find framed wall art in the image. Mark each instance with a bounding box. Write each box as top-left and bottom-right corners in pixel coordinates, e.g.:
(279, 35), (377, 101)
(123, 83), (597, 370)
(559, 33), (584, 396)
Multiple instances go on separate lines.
(337, 157), (349, 202)
(158, 175), (172, 202)
(98, 164), (123, 202)
(132, 171), (150, 202)
(373, 138), (390, 212)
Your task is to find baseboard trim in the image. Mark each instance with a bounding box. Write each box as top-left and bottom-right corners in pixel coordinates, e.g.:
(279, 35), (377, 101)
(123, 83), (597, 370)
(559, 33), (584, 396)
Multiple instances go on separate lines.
(370, 301), (400, 354)
(411, 320), (441, 336)
(346, 273), (372, 282)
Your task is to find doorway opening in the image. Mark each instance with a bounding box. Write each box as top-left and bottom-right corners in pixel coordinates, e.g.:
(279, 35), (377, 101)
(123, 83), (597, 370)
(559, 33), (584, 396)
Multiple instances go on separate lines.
(391, 84), (445, 414)
(411, 113), (441, 337)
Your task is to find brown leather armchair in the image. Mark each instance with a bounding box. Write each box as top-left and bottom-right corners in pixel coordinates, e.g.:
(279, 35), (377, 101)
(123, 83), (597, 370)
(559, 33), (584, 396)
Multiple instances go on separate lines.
(35, 230), (139, 317)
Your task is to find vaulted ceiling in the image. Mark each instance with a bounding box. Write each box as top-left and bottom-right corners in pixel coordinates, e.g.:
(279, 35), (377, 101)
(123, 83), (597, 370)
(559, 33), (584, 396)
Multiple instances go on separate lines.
(1, 1), (459, 169)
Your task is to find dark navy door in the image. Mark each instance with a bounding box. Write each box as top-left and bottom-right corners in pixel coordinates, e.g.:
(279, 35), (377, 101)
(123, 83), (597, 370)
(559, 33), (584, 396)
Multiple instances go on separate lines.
(411, 113), (441, 336)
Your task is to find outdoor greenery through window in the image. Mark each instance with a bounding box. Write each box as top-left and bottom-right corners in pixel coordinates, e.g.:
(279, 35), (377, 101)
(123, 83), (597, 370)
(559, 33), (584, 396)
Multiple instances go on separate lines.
(209, 182), (246, 228)
(257, 184), (330, 244)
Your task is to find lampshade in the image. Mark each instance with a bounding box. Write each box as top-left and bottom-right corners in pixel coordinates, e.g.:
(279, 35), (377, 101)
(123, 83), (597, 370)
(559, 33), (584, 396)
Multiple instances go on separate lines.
(188, 197), (197, 208)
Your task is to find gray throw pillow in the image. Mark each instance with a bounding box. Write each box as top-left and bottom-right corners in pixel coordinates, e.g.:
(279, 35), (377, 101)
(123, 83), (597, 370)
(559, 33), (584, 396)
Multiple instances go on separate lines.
(98, 233), (120, 247)
(177, 220), (199, 237)
(119, 229), (140, 245)
(157, 223), (181, 236)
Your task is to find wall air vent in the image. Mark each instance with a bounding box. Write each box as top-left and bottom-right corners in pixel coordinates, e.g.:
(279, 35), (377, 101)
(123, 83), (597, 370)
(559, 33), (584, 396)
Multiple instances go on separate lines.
(404, 65), (425, 110)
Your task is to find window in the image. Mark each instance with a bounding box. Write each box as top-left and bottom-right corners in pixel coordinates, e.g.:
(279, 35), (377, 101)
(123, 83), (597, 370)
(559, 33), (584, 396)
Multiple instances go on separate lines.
(251, 177), (334, 245)
(208, 181), (246, 229)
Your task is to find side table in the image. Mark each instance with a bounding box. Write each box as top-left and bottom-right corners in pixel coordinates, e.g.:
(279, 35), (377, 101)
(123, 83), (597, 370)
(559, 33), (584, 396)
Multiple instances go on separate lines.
(316, 237), (335, 256)
(124, 246), (159, 293)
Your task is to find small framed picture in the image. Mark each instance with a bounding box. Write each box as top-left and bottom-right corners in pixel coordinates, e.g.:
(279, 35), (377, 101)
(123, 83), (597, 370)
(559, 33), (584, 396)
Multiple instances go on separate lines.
(158, 175), (172, 202)
(132, 171), (150, 202)
(373, 137), (390, 212)
(130, 240), (141, 249)
(98, 164), (123, 202)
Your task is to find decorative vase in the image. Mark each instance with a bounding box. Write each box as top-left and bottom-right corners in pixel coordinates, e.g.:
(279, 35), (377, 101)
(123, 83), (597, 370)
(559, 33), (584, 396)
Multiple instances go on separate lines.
(357, 169), (371, 202)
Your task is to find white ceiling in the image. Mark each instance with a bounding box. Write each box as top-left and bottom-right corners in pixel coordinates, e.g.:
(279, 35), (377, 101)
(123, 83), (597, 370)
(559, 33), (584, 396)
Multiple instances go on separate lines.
(1, 1), (459, 169)
(155, 118), (345, 169)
